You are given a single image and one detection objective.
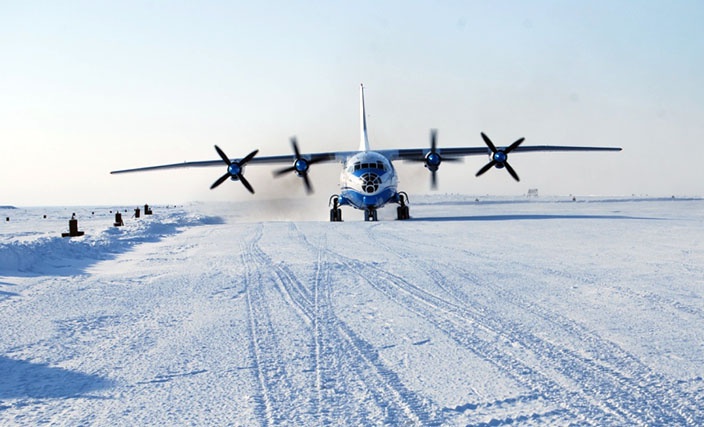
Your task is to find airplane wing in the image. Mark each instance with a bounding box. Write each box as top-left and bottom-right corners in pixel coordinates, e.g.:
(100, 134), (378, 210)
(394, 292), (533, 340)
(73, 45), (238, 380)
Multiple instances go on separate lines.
(383, 145), (622, 161)
(110, 152), (344, 174)
(110, 131), (622, 193)
(110, 145), (620, 174)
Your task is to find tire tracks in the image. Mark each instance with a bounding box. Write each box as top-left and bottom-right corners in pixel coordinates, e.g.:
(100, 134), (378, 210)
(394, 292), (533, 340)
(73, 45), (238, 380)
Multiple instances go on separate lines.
(361, 225), (700, 425)
(240, 223), (443, 426)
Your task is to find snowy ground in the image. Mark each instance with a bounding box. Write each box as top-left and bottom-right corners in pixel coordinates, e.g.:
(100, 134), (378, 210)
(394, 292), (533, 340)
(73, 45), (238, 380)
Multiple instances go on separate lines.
(1, 196), (703, 426)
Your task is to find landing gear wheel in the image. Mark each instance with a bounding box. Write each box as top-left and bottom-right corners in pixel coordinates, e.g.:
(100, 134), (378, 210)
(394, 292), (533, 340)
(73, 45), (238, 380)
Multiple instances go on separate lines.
(330, 208), (342, 222)
(364, 208), (378, 222)
(396, 192), (410, 220)
(397, 205), (410, 220)
(329, 195), (343, 222)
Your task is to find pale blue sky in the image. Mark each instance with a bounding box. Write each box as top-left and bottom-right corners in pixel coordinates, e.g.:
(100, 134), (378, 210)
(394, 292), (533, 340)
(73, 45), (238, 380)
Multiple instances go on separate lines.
(2, 1), (703, 205)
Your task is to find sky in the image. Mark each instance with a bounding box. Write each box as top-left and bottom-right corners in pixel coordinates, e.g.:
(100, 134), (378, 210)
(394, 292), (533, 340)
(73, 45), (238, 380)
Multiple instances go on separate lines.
(1, 1), (703, 206)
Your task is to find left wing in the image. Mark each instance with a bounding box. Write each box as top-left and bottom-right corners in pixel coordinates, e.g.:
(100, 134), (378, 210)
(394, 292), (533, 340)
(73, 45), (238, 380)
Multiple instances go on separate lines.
(110, 141), (353, 194)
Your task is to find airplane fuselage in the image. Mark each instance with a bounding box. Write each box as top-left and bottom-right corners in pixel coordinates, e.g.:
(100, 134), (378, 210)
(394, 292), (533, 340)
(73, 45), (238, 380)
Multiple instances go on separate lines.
(338, 151), (398, 210)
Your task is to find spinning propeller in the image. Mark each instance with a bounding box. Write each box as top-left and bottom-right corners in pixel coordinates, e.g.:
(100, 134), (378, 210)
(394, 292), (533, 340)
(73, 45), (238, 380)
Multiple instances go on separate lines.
(210, 145), (259, 193)
(409, 129), (460, 189)
(273, 137), (324, 194)
(475, 132), (525, 182)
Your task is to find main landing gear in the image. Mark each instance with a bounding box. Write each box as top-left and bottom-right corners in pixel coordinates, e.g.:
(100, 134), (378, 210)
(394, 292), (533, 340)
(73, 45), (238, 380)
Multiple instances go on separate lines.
(329, 195), (342, 222)
(396, 192), (410, 220)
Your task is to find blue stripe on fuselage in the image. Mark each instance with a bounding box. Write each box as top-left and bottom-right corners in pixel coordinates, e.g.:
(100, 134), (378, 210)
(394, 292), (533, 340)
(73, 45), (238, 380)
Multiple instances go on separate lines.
(339, 186), (397, 210)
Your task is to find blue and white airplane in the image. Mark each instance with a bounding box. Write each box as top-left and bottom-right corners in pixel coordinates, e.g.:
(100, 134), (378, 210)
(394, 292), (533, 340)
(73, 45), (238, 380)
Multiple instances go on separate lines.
(111, 84), (621, 221)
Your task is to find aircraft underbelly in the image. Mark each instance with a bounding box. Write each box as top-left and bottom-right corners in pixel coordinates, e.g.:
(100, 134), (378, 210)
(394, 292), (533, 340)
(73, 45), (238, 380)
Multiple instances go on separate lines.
(340, 186), (397, 210)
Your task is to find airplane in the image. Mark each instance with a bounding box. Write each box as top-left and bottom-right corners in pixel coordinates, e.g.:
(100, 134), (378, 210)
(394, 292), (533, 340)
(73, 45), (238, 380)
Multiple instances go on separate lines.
(111, 84), (622, 222)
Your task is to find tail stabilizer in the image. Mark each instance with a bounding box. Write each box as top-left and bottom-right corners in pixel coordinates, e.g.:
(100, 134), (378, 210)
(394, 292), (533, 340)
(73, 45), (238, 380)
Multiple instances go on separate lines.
(359, 84), (370, 151)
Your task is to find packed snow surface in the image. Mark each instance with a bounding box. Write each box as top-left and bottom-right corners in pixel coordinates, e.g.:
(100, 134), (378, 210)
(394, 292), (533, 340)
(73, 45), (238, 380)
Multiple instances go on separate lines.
(1, 196), (703, 426)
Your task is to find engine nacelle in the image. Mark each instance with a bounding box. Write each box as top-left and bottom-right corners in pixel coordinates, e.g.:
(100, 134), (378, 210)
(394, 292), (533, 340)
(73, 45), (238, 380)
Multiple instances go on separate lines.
(425, 152), (441, 172)
(294, 158), (310, 176)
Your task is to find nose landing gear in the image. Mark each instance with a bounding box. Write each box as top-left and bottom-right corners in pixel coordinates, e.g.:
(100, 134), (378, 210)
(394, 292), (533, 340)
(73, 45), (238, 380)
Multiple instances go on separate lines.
(364, 208), (378, 222)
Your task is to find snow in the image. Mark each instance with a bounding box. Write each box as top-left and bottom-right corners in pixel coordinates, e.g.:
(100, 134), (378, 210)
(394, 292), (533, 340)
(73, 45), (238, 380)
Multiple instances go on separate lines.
(1, 196), (703, 426)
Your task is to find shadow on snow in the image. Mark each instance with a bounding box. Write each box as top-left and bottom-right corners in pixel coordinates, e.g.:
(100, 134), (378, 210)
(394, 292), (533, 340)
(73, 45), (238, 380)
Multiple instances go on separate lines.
(410, 214), (662, 222)
(0, 356), (114, 401)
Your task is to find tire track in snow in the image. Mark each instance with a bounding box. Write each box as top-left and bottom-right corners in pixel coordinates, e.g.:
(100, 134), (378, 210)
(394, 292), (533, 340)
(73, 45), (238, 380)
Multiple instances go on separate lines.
(278, 224), (442, 425)
(241, 223), (442, 425)
(378, 222), (704, 322)
(287, 225), (574, 425)
(446, 267), (703, 425)
(240, 224), (311, 426)
(315, 253), (441, 425)
(385, 226), (704, 423)
(364, 225), (700, 426)
(323, 246), (591, 425)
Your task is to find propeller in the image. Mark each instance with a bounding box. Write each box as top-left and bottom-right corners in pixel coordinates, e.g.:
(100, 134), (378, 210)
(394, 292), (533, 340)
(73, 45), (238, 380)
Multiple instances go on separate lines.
(409, 129), (460, 189)
(273, 137), (324, 194)
(210, 145), (259, 193)
(475, 132), (525, 182)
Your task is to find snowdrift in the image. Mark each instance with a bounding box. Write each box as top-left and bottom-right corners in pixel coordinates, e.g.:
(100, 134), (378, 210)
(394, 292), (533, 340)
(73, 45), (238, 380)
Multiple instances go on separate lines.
(0, 208), (223, 276)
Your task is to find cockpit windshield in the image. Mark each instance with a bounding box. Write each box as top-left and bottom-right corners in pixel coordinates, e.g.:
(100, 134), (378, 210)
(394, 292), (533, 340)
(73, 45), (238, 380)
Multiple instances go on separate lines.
(351, 161), (387, 172)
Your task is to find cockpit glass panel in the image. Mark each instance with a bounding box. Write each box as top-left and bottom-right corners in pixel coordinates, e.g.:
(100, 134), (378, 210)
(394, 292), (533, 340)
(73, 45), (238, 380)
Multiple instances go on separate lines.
(351, 159), (389, 173)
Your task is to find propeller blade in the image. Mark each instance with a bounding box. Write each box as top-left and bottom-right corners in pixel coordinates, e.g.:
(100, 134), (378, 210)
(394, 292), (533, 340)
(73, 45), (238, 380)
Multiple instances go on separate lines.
(430, 129), (437, 152)
(291, 137), (301, 159)
(238, 174), (255, 194)
(273, 165), (296, 176)
(302, 173), (313, 194)
(214, 145), (231, 165)
(480, 132), (497, 153)
(239, 149), (259, 166)
(476, 160), (497, 177)
(210, 173), (230, 190)
(505, 137), (525, 154)
(273, 138), (318, 194)
(431, 169), (438, 189)
(210, 147), (258, 192)
(504, 162), (520, 181)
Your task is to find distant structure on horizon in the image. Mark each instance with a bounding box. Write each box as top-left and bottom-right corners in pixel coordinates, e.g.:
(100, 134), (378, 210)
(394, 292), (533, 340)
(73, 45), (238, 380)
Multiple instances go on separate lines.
(527, 188), (539, 197)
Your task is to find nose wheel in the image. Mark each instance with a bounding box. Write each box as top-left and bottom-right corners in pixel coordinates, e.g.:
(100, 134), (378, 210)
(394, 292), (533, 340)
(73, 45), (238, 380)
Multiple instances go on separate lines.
(364, 208), (378, 222)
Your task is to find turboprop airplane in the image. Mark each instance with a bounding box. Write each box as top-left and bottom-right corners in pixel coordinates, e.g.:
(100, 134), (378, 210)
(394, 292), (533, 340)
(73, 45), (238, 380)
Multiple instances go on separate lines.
(111, 84), (621, 222)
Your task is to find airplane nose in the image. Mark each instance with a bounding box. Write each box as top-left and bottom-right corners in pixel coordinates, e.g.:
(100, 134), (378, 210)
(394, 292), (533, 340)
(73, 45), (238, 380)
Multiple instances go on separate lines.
(361, 172), (380, 193)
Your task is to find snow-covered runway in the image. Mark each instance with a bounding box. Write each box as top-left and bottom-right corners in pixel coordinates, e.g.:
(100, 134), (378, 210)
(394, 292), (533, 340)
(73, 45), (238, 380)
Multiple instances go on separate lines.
(1, 196), (702, 426)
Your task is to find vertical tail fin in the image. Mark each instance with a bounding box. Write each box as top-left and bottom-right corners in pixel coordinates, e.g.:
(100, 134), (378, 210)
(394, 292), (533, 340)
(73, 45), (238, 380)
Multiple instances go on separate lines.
(359, 83), (370, 151)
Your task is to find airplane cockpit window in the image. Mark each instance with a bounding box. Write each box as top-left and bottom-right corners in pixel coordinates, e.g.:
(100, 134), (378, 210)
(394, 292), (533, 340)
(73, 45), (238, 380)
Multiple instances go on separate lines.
(352, 161), (388, 172)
